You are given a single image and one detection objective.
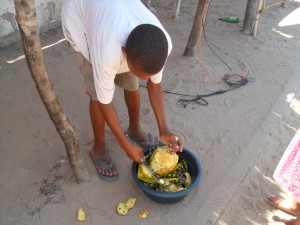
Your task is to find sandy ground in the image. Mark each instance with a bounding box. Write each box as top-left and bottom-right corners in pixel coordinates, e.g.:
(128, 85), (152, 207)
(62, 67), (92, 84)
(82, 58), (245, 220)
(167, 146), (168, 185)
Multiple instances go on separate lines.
(0, 0), (300, 224)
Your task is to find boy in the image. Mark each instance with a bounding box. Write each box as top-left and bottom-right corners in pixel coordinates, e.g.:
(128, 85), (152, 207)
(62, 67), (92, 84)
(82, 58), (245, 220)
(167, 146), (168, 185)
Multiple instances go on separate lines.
(61, 0), (183, 181)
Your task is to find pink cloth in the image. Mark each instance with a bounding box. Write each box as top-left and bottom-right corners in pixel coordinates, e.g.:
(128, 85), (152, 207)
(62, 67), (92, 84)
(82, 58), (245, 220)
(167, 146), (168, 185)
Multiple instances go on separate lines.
(273, 129), (300, 203)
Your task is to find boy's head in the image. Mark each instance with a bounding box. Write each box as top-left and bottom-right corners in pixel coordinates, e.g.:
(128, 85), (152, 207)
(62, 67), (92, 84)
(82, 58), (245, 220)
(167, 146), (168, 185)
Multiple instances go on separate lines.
(125, 24), (168, 79)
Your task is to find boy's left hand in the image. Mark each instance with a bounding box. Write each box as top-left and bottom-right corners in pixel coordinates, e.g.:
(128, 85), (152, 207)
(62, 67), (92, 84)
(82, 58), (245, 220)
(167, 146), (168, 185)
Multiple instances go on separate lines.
(160, 132), (183, 153)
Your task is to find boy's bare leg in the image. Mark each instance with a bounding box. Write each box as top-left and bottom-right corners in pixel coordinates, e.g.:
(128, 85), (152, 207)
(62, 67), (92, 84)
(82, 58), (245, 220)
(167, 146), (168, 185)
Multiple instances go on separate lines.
(124, 89), (154, 141)
(89, 99), (118, 176)
(266, 195), (300, 216)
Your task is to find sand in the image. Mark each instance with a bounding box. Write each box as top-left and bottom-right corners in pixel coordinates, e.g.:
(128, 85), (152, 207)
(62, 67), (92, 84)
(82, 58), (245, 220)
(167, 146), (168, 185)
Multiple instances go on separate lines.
(0, 0), (300, 224)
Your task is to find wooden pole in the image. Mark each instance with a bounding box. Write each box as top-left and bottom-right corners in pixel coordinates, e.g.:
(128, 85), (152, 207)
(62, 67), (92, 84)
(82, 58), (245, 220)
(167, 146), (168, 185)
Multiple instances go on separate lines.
(253, 0), (263, 37)
(183, 0), (208, 57)
(175, 0), (183, 20)
(14, 0), (90, 183)
(242, 0), (259, 35)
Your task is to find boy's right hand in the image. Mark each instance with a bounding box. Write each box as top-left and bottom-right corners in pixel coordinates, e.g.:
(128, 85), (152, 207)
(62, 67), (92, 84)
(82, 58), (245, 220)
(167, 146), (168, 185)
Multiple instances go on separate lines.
(124, 142), (145, 163)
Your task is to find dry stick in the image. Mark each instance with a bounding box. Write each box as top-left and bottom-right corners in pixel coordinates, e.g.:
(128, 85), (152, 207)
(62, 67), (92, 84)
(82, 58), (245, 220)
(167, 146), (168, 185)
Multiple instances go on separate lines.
(34, 132), (53, 146)
(14, 0), (90, 183)
(253, 0), (263, 38)
(263, 0), (287, 11)
(175, 0), (183, 20)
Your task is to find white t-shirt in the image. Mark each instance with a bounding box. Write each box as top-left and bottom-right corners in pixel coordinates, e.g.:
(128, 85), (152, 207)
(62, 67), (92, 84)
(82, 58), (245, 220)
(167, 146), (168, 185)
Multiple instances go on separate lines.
(61, 0), (172, 104)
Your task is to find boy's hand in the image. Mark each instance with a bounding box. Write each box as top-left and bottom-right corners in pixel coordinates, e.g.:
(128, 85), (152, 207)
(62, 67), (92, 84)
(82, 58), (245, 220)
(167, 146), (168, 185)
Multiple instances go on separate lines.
(124, 142), (145, 163)
(160, 132), (183, 153)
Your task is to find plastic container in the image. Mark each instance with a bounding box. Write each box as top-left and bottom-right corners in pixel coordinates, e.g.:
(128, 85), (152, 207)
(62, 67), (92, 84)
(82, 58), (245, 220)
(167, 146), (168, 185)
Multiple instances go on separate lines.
(219, 16), (240, 23)
(132, 145), (202, 204)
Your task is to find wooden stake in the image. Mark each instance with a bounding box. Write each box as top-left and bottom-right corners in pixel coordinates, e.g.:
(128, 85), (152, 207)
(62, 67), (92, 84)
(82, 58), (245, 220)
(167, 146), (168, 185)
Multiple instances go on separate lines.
(14, 0), (90, 183)
(175, 0), (183, 20)
(253, 0), (263, 37)
(183, 0), (209, 57)
(242, 0), (259, 35)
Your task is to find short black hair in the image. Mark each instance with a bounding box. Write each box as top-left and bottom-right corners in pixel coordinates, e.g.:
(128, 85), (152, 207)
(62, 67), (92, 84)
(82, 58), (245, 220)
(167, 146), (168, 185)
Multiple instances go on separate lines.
(125, 24), (168, 74)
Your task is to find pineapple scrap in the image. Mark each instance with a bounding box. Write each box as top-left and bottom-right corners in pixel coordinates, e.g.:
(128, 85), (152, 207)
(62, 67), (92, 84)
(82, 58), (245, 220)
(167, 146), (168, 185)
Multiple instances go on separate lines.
(125, 197), (136, 209)
(184, 172), (192, 186)
(116, 197), (137, 215)
(139, 209), (149, 218)
(77, 207), (87, 222)
(116, 202), (128, 216)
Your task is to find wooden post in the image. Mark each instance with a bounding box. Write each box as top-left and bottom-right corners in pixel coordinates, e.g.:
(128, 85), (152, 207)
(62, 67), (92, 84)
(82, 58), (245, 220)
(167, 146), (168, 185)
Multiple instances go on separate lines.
(14, 0), (90, 183)
(175, 0), (183, 20)
(253, 0), (263, 37)
(183, 0), (208, 57)
(242, 0), (259, 35)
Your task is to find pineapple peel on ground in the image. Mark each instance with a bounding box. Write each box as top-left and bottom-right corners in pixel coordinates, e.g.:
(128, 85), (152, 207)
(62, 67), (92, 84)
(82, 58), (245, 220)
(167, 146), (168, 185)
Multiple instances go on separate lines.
(116, 202), (128, 216)
(139, 209), (149, 218)
(77, 207), (87, 222)
(125, 197), (136, 209)
(116, 197), (137, 215)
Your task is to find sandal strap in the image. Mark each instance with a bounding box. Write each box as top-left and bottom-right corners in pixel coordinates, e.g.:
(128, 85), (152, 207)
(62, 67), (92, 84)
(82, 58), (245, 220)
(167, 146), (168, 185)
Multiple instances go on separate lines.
(92, 156), (114, 169)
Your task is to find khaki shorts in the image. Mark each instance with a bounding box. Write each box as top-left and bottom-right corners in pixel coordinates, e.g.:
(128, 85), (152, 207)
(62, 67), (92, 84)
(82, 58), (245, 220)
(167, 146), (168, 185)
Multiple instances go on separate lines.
(75, 52), (139, 100)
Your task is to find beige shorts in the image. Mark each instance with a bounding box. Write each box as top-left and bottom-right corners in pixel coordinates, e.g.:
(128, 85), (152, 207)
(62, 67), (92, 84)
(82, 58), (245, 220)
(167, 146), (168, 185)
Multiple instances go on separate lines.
(75, 52), (139, 100)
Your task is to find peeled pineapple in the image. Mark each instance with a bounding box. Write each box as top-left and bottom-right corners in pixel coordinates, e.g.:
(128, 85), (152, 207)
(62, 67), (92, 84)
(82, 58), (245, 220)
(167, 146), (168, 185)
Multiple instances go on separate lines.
(150, 146), (179, 175)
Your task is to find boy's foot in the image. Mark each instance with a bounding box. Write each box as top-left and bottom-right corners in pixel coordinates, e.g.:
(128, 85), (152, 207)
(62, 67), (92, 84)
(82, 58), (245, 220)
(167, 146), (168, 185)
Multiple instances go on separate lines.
(267, 217), (300, 225)
(266, 195), (300, 216)
(90, 147), (118, 181)
(125, 129), (159, 148)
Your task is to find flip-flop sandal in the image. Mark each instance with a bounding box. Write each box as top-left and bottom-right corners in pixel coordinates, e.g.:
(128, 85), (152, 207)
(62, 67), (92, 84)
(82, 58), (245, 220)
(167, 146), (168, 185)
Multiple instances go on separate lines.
(125, 132), (160, 147)
(90, 152), (119, 181)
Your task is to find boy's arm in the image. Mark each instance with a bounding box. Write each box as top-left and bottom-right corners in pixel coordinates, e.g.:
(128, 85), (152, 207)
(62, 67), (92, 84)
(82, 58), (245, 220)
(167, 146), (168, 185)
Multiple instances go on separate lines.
(146, 80), (183, 152)
(98, 102), (144, 162)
